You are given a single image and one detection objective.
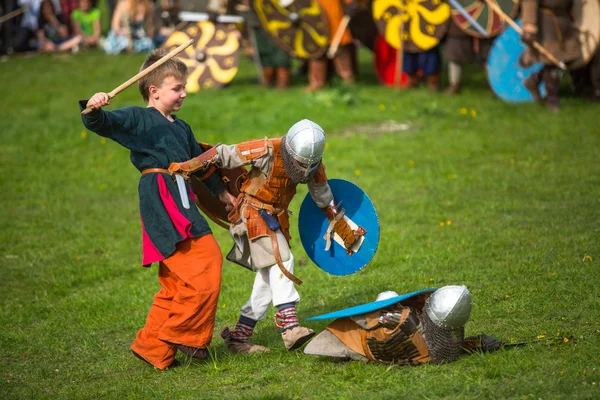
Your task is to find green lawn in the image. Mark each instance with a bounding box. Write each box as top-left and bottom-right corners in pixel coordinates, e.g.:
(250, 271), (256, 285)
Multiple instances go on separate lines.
(1, 49), (599, 399)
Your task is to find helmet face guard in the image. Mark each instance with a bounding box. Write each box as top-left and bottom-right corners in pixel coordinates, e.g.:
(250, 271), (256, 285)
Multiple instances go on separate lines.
(281, 119), (326, 184)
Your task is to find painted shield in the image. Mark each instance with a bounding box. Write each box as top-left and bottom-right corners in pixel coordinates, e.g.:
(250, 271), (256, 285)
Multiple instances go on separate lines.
(487, 20), (546, 103)
(450, 0), (517, 38)
(189, 143), (247, 230)
(251, 0), (329, 59)
(299, 179), (380, 276)
(372, 0), (451, 52)
(570, 0), (600, 69)
(307, 288), (436, 320)
(162, 22), (240, 92)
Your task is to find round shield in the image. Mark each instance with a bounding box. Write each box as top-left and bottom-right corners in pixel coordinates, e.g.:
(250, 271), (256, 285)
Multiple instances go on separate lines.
(372, 0), (451, 52)
(570, 0), (600, 69)
(250, 0), (329, 59)
(162, 22), (240, 92)
(450, 0), (517, 38)
(299, 179), (380, 276)
(487, 20), (546, 103)
(307, 288), (435, 320)
(374, 34), (411, 87)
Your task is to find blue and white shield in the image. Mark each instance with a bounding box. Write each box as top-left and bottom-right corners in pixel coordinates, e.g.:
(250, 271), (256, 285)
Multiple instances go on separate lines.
(487, 20), (546, 103)
(298, 179), (380, 276)
(307, 288), (436, 321)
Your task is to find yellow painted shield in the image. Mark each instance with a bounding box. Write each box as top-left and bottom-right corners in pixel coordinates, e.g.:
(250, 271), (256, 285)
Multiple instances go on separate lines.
(373, 0), (451, 52)
(251, 0), (329, 59)
(162, 22), (240, 92)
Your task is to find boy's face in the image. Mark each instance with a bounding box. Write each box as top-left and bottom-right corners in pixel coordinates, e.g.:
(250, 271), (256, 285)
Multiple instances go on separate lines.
(80, 0), (90, 12)
(151, 76), (187, 113)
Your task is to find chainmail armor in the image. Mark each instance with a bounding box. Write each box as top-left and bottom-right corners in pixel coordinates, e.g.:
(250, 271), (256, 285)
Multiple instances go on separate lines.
(366, 310), (423, 364)
(419, 310), (464, 364)
(280, 135), (318, 184)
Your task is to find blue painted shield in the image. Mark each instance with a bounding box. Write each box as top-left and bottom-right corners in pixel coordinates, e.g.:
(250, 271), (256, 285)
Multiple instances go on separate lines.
(307, 288), (436, 320)
(487, 19), (546, 103)
(299, 179), (380, 276)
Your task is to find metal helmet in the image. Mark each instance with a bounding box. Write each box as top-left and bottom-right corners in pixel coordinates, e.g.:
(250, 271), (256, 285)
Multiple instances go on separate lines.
(425, 285), (472, 329)
(419, 285), (472, 364)
(281, 119), (326, 184)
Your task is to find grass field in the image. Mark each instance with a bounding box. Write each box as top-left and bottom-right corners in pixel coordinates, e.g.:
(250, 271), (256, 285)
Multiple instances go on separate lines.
(1, 49), (599, 399)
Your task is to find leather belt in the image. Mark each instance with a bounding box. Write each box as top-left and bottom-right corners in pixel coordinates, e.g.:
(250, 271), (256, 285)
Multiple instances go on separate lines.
(141, 168), (171, 175)
(242, 195), (288, 216)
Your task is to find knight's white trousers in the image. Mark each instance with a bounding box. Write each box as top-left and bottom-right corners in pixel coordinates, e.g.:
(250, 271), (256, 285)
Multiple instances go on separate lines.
(240, 254), (300, 321)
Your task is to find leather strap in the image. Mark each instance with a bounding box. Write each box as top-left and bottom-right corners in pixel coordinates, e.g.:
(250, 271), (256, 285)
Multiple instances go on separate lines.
(141, 168), (171, 175)
(243, 195), (288, 217)
(269, 230), (302, 285)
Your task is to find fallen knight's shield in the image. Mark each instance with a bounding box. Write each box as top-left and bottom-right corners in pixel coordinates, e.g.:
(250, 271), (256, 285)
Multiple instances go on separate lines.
(189, 143), (247, 229)
(487, 20), (546, 103)
(450, 0), (517, 38)
(299, 179), (380, 276)
(250, 0), (329, 59)
(372, 0), (451, 52)
(162, 21), (240, 92)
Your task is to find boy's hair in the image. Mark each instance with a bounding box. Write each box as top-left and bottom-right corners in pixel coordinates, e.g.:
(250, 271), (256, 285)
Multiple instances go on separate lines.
(138, 49), (188, 103)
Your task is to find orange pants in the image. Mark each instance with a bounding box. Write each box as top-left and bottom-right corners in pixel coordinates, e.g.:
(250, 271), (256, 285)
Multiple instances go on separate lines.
(131, 234), (223, 369)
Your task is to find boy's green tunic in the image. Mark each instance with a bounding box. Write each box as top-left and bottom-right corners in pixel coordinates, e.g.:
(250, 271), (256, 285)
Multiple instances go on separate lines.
(79, 102), (224, 266)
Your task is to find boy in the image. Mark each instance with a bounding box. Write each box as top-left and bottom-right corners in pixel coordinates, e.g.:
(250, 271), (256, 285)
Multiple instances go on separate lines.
(80, 49), (236, 369)
(169, 119), (364, 353)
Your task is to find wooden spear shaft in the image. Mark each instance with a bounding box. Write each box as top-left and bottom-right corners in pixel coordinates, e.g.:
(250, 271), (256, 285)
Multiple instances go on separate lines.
(327, 15), (351, 59)
(0, 7), (25, 24)
(81, 39), (195, 115)
(482, 0), (566, 70)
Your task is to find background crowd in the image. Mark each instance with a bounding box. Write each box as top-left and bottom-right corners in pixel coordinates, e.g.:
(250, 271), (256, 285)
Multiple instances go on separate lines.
(0, 0), (598, 111)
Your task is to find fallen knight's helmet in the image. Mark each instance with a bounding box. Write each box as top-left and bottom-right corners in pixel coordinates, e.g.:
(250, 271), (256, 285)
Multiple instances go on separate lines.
(304, 286), (477, 365)
(281, 119), (326, 184)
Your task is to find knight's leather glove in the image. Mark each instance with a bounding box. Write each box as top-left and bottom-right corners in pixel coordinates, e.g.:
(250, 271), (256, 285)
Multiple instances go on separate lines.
(168, 145), (220, 178)
(322, 204), (365, 252)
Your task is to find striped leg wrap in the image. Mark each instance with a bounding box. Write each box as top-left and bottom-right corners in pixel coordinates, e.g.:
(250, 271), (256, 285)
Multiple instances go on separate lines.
(222, 316), (256, 343)
(274, 305), (299, 332)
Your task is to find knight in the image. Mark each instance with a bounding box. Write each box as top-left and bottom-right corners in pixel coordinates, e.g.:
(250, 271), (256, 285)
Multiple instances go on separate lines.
(169, 119), (365, 354)
(304, 286), (502, 364)
(520, 0), (582, 112)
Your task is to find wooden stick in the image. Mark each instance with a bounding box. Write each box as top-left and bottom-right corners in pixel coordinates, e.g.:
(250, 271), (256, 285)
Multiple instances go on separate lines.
(81, 39), (195, 115)
(482, 0), (566, 70)
(393, 15), (404, 89)
(327, 15), (351, 59)
(0, 7), (25, 24)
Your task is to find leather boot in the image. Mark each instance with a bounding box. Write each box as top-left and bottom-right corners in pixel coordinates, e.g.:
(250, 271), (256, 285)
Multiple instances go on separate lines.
(427, 73), (440, 92)
(221, 327), (270, 354)
(281, 326), (315, 351)
(306, 59), (327, 92)
(404, 73), (419, 89)
(444, 83), (461, 94)
(176, 345), (208, 359)
(276, 67), (291, 90)
(542, 67), (561, 112)
(523, 71), (542, 103)
(334, 46), (356, 84)
(262, 67), (275, 87)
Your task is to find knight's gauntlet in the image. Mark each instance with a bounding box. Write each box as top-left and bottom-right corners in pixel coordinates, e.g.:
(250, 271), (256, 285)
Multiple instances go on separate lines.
(322, 204), (356, 249)
(168, 145), (220, 177)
